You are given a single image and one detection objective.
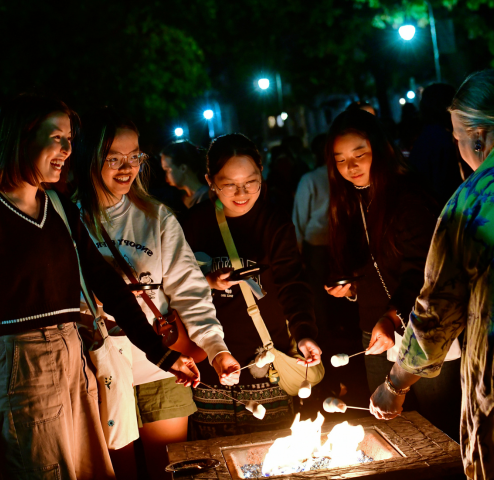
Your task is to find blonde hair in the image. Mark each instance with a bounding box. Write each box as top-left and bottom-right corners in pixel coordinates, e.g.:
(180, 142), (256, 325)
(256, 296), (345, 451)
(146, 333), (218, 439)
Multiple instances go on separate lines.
(449, 69), (494, 135)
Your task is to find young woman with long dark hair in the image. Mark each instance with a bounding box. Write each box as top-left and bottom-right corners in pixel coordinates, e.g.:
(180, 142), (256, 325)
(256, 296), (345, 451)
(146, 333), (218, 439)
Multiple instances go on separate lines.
(180, 133), (322, 440)
(324, 109), (462, 439)
(71, 107), (240, 479)
(0, 96), (196, 479)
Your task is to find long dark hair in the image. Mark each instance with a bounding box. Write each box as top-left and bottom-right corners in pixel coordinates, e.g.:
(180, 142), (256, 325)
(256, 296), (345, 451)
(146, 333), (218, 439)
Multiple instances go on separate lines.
(0, 93), (78, 191)
(326, 109), (408, 274)
(161, 140), (207, 182)
(72, 106), (156, 237)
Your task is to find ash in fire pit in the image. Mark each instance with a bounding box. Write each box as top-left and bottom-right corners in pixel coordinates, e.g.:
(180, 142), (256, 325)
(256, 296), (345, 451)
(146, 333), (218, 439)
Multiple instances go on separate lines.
(240, 450), (374, 478)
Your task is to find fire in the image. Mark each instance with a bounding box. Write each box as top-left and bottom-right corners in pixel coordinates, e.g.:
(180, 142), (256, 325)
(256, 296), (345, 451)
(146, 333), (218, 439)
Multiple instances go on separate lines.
(261, 414), (367, 476)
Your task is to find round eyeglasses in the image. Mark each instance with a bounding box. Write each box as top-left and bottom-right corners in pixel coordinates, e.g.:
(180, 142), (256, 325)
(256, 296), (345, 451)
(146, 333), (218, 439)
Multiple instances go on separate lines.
(105, 153), (149, 170)
(213, 180), (261, 197)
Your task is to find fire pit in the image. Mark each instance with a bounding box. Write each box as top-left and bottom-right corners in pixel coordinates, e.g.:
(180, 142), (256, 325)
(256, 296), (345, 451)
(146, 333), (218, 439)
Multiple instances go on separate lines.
(167, 412), (463, 479)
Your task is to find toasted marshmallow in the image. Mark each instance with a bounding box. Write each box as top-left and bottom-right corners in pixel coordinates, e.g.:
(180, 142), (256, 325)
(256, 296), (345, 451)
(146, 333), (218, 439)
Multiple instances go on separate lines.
(331, 354), (349, 367)
(323, 397), (347, 413)
(298, 380), (312, 398)
(245, 401), (266, 420)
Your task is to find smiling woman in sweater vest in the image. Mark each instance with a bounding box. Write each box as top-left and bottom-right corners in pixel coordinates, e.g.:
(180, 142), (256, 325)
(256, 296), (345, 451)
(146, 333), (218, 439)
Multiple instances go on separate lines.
(71, 107), (240, 480)
(0, 96), (196, 479)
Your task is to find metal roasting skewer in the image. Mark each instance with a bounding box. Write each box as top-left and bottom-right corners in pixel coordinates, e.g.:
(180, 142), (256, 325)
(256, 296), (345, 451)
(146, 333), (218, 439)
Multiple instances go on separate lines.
(348, 350), (367, 358)
(198, 381), (249, 407)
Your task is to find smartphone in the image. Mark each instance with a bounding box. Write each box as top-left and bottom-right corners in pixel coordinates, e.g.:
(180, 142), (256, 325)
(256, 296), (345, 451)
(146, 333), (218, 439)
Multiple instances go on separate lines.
(228, 264), (268, 282)
(325, 275), (364, 288)
(128, 283), (161, 291)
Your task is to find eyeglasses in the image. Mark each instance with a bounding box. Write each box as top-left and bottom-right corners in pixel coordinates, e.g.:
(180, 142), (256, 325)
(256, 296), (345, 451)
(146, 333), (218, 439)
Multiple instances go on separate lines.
(105, 153), (149, 170)
(213, 179), (262, 197)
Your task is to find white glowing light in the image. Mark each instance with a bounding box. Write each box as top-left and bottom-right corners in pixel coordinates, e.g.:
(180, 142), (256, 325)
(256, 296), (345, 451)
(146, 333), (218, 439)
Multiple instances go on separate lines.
(399, 25), (416, 41)
(268, 116), (276, 128)
(258, 78), (270, 90)
(281, 112), (288, 121)
(406, 90), (416, 100)
(399, 98), (406, 105)
(203, 109), (214, 120)
(276, 115), (284, 127)
(174, 127), (184, 137)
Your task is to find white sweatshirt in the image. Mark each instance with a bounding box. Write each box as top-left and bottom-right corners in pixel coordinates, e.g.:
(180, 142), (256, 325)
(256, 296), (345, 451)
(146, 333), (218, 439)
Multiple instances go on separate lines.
(82, 196), (229, 385)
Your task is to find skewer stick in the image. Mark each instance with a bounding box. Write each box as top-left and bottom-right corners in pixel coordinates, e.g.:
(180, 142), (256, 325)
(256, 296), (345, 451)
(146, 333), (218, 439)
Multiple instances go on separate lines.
(228, 362), (256, 376)
(198, 381), (248, 407)
(348, 350), (367, 358)
(346, 405), (370, 411)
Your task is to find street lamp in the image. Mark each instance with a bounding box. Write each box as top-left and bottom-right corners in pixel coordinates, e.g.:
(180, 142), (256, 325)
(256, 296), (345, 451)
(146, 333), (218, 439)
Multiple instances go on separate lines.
(406, 90), (416, 100)
(203, 109), (214, 120)
(398, 25), (416, 41)
(399, 98), (406, 105)
(258, 78), (270, 90)
(398, 2), (441, 83)
(174, 127), (184, 137)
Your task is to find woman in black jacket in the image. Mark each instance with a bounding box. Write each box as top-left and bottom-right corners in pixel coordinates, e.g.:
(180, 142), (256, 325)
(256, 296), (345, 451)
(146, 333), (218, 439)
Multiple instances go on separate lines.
(325, 109), (461, 439)
(181, 133), (322, 440)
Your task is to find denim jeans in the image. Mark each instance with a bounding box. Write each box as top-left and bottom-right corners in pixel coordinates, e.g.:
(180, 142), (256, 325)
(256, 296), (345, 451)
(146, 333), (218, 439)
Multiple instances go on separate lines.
(0, 323), (115, 479)
(362, 331), (462, 441)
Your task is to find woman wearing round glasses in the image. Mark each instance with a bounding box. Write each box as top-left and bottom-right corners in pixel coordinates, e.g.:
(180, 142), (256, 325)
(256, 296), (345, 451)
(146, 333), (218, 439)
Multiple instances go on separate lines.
(72, 107), (240, 479)
(180, 133), (321, 440)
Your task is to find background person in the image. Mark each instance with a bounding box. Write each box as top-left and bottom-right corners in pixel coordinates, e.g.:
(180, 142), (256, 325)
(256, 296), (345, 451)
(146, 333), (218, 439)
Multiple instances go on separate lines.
(324, 109), (461, 439)
(0, 95), (197, 480)
(160, 140), (209, 209)
(72, 107), (240, 480)
(181, 133), (322, 440)
(370, 69), (494, 480)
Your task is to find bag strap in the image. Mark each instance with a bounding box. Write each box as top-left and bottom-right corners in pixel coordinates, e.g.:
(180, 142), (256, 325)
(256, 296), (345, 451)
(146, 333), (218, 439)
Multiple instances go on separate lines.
(99, 226), (165, 321)
(46, 190), (99, 319)
(359, 200), (406, 330)
(214, 199), (273, 349)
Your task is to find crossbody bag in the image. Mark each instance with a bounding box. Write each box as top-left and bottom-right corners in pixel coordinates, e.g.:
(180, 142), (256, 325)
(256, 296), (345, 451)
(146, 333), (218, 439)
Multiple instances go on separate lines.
(215, 199), (324, 396)
(358, 200), (461, 362)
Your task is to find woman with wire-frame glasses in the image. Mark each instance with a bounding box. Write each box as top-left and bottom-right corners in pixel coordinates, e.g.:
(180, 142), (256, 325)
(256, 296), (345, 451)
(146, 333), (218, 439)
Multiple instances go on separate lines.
(71, 107), (240, 480)
(180, 133), (322, 440)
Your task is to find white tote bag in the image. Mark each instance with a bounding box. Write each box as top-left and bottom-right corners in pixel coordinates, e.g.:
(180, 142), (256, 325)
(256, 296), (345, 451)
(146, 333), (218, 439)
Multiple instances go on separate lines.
(46, 191), (139, 450)
(89, 318), (139, 450)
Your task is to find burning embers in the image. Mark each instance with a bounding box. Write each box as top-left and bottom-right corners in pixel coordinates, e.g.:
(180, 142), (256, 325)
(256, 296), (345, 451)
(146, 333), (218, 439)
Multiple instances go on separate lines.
(237, 413), (374, 478)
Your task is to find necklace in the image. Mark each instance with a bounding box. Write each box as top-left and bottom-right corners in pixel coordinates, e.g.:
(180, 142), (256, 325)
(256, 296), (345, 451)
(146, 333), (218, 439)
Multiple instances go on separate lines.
(354, 184), (371, 190)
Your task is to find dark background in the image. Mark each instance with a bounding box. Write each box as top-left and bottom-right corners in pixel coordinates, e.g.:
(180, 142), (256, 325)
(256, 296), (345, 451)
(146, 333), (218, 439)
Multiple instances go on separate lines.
(2, 0), (493, 150)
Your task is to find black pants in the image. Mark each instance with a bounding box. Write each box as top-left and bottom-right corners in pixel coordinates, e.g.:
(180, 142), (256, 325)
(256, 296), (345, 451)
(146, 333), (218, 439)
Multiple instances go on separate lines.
(362, 331), (462, 442)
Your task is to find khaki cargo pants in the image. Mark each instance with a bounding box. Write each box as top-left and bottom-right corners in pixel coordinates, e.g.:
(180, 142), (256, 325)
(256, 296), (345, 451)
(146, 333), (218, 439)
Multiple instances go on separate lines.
(0, 323), (115, 479)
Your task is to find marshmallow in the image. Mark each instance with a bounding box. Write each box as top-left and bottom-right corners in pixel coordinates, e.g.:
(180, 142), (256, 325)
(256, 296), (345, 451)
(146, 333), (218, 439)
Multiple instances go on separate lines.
(330, 354), (349, 367)
(298, 380), (312, 399)
(255, 349), (276, 368)
(323, 397), (347, 413)
(245, 401), (266, 420)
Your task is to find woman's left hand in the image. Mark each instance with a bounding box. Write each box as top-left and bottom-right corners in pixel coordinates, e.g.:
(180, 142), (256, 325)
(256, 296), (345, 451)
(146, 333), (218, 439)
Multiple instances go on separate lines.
(369, 382), (405, 420)
(297, 338), (322, 366)
(212, 352), (241, 386)
(366, 317), (395, 355)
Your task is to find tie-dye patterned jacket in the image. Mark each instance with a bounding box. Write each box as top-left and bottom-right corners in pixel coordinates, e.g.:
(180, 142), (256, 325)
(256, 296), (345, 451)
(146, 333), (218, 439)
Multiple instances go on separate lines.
(398, 150), (494, 479)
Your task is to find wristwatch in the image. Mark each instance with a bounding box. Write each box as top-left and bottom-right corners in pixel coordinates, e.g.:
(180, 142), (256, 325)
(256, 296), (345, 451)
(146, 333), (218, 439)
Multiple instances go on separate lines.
(385, 374), (410, 396)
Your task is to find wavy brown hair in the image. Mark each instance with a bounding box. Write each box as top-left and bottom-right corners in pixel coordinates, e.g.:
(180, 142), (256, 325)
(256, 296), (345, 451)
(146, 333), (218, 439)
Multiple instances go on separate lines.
(325, 109), (408, 274)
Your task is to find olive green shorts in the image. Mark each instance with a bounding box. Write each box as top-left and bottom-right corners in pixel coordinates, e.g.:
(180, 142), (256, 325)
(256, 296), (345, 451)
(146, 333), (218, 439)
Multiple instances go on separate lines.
(134, 377), (197, 427)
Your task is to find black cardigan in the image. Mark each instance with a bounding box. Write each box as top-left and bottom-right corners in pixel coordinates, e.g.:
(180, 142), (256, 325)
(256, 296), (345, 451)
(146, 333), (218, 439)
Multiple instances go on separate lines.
(181, 198), (317, 385)
(0, 191), (179, 371)
(351, 183), (438, 332)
